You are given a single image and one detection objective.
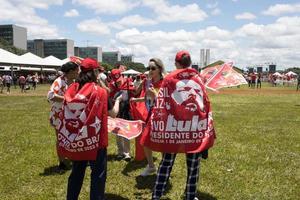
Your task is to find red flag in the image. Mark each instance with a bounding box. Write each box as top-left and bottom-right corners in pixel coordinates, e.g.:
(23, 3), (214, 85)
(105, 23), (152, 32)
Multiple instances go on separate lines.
(200, 65), (222, 83)
(69, 56), (83, 65)
(57, 82), (108, 161)
(140, 68), (216, 153)
(108, 117), (144, 140)
(118, 65), (127, 72)
(205, 62), (248, 91)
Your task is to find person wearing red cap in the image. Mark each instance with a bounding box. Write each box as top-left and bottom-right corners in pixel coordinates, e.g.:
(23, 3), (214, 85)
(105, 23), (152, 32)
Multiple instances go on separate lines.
(109, 68), (135, 161)
(141, 51), (216, 200)
(59, 58), (109, 200)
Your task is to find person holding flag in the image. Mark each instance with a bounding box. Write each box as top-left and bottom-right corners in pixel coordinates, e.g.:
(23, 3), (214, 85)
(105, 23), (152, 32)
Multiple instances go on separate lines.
(130, 58), (165, 176)
(57, 58), (108, 200)
(141, 51), (216, 200)
(108, 68), (135, 161)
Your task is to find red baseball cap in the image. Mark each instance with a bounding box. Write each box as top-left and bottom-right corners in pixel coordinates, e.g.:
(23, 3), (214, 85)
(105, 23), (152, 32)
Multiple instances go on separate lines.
(111, 69), (123, 82)
(80, 58), (101, 72)
(175, 50), (190, 62)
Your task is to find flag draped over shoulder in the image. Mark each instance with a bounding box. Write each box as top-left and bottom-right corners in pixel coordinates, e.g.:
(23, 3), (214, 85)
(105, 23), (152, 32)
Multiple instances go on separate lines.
(57, 82), (108, 161)
(205, 62), (248, 91)
(140, 68), (216, 153)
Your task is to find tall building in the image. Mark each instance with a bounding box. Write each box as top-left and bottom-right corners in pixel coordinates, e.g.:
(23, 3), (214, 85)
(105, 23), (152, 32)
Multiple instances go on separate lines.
(27, 39), (74, 59)
(200, 49), (205, 68)
(74, 46), (102, 62)
(205, 49), (210, 67)
(269, 64), (276, 73)
(121, 55), (134, 63)
(200, 49), (210, 68)
(0, 24), (27, 50)
(102, 51), (121, 66)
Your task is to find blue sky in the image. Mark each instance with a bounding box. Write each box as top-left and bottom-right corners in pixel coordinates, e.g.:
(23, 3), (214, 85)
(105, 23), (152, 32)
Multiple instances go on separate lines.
(1, 0), (300, 70)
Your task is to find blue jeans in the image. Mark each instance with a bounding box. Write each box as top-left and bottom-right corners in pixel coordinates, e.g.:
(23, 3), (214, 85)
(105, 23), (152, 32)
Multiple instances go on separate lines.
(67, 148), (107, 200)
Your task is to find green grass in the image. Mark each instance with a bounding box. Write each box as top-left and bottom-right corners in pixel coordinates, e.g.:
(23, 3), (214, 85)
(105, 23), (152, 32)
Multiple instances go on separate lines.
(0, 84), (299, 200)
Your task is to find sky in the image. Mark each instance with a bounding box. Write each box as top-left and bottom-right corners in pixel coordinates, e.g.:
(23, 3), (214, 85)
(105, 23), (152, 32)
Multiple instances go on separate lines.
(0, 0), (300, 71)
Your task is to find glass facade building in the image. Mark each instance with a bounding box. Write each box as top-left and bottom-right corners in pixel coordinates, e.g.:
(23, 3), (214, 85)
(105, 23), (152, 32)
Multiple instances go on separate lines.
(0, 24), (27, 50)
(102, 51), (121, 66)
(27, 39), (74, 59)
(74, 47), (102, 62)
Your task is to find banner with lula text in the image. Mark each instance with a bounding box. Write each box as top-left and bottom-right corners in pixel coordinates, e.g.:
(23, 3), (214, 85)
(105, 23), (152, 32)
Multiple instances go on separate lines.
(140, 68), (216, 153)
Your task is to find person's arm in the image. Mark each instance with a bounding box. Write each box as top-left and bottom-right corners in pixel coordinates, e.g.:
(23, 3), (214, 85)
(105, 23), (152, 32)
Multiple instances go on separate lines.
(132, 79), (143, 96)
(51, 94), (64, 102)
(108, 95), (122, 118)
(130, 97), (145, 102)
(98, 79), (111, 93)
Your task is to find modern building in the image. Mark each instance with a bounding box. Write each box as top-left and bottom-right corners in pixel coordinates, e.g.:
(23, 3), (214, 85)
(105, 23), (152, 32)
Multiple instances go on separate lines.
(102, 51), (121, 66)
(200, 49), (210, 68)
(74, 46), (102, 62)
(269, 64), (276, 73)
(0, 24), (27, 50)
(121, 54), (134, 63)
(27, 39), (74, 59)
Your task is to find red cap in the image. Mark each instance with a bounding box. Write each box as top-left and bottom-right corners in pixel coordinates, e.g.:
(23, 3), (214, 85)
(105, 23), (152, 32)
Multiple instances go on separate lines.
(111, 69), (122, 82)
(80, 58), (100, 72)
(175, 50), (190, 62)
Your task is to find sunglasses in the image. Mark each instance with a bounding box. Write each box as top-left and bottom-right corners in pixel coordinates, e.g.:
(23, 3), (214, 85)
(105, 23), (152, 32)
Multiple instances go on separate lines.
(146, 66), (158, 71)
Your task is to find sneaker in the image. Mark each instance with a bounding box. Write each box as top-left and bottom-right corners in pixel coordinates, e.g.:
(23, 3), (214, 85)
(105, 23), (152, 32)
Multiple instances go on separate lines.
(123, 153), (131, 161)
(140, 165), (156, 176)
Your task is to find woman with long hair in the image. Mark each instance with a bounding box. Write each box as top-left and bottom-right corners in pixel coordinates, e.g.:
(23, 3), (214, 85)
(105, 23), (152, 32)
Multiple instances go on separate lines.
(131, 58), (165, 176)
(58, 58), (109, 200)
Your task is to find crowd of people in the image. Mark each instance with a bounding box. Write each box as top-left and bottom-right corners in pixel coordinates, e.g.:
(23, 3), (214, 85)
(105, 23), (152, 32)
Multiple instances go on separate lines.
(47, 51), (216, 200)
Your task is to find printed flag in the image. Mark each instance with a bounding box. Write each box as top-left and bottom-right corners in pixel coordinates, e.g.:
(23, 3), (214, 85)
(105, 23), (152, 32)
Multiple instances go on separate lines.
(140, 68), (216, 153)
(108, 117), (145, 140)
(205, 62), (248, 91)
(57, 82), (108, 161)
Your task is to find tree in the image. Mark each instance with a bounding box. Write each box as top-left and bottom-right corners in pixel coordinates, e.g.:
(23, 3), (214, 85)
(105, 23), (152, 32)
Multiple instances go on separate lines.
(119, 61), (147, 73)
(0, 38), (26, 55)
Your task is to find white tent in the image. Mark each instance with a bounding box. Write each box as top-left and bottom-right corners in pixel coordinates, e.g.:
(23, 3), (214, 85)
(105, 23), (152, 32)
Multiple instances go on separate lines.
(285, 71), (297, 76)
(121, 69), (141, 75)
(273, 72), (282, 77)
(19, 52), (45, 66)
(43, 55), (63, 66)
(0, 48), (22, 65)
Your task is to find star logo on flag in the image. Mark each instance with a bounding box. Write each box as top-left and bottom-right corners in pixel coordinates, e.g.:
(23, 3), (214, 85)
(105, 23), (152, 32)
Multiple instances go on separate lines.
(90, 117), (101, 134)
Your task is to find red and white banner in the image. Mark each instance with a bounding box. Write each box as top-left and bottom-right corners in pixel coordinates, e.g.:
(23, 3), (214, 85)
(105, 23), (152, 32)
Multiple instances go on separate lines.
(57, 82), (108, 161)
(140, 68), (216, 153)
(108, 117), (145, 140)
(205, 62), (248, 91)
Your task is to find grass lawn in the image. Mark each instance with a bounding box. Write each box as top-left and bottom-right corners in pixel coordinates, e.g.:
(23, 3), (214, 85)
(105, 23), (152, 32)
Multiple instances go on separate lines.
(0, 84), (299, 200)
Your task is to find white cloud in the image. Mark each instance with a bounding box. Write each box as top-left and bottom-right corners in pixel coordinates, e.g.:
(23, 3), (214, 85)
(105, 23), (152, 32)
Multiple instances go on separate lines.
(110, 15), (157, 29)
(211, 8), (221, 16)
(0, 0), (60, 38)
(143, 0), (207, 23)
(207, 2), (218, 9)
(77, 19), (110, 35)
(235, 12), (256, 20)
(64, 9), (79, 17)
(72, 0), (139, 15)
(114, 16), (300, 70)
(263, 3), (300, 16)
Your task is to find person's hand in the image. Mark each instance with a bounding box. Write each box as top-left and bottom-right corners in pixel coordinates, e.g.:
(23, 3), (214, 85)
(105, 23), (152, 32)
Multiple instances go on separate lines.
(115, 94), (123, 102)
(146, 87), (157, 99)
(130, 97), (136, 102)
